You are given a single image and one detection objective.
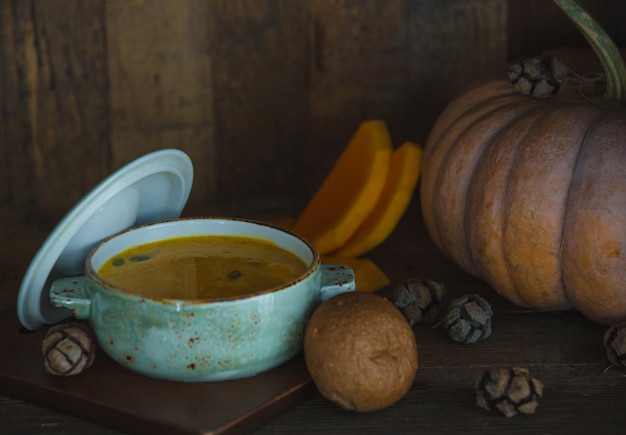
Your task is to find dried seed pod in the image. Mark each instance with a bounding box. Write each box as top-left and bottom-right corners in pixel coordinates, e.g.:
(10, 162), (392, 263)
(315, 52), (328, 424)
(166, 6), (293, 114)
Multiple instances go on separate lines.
(603, 323), (626, 368)
(443, 294), (492, 344)
(391, 278), (447, 326)
(42, 322), (96, 376)
(476, 367), (544, 418)
(508, 56), (568, 98)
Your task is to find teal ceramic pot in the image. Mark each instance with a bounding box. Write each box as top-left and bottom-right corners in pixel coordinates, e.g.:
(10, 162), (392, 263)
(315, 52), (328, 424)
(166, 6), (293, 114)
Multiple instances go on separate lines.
(50, 217), (355, 382)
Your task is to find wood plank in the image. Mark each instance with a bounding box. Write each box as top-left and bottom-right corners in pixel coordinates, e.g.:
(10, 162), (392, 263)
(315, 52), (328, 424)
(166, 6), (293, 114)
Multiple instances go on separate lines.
(306, 0), (411, 199)
(406, 0), (508, 143)
(2, 0), (625, 215)
(207, 0), (308, 209)
(106, 0), (216, 203)
(0, 0), (109, 213)
(305, 0), (508, 201)
(0, 395), (123, 435)
(507, 0), (622, 61)
(259, 361), (626, 434)
(0, 0), (41, 208)
(0, 1), (11, 205)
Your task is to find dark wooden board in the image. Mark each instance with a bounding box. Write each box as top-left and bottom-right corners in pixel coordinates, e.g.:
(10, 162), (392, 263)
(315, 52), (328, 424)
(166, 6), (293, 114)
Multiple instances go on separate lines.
(0, 309), (314, 435)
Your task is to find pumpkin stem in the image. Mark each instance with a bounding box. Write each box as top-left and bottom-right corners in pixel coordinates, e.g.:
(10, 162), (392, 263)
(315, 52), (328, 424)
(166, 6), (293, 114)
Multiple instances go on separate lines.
(553, 0), (626, 105)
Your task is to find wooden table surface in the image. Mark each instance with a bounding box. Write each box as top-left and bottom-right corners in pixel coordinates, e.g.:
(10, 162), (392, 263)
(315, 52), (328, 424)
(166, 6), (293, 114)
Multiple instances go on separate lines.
(1, 197), (625, 434)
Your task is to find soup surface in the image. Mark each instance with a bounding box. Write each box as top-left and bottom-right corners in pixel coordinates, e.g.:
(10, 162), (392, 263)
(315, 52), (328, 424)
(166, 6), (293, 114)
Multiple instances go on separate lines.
(97, 235), (309, 300)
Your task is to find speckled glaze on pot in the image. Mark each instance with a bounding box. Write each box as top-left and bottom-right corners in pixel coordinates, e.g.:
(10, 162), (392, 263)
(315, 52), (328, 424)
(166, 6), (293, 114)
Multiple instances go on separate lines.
(50, 218), (355, 382)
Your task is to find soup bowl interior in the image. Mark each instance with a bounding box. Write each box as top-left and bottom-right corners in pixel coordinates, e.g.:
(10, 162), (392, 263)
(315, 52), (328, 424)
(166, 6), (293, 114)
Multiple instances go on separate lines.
(89, 217), (318, 297)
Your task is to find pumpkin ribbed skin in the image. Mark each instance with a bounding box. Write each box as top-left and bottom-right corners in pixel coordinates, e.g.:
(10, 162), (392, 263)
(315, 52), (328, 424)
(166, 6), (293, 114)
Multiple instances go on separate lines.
(420, 78), (626, 325)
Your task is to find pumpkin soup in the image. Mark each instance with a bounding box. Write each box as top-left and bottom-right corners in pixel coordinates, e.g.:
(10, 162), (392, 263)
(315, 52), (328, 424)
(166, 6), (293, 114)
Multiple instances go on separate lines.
(98, 235), (309, 300)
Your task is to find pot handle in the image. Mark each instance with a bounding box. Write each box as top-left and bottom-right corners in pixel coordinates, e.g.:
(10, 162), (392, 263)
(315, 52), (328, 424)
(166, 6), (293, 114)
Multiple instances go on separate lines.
(50, 276), (91, 319)
(319, 264), (356, 302)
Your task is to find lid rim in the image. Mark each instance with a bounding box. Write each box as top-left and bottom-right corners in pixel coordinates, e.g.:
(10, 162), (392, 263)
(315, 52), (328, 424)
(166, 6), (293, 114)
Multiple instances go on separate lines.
(17, 148), (194, 330)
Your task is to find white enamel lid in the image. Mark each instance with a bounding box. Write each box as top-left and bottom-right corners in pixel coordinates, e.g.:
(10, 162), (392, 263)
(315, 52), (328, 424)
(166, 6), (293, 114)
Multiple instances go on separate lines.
(17, 149), (194, 330)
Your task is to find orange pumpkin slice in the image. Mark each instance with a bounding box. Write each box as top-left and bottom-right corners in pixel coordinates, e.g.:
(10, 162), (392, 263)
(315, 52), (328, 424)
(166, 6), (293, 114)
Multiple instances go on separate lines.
(333, 142), (422, 258)
(292, 120), (392, 255)
(322, 256), (390, 293)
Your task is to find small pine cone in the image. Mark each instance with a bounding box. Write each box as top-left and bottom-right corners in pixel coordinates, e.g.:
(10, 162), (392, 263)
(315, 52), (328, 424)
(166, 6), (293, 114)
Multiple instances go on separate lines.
(391, 278), (447, 326)
(508, 56), (568, 98)
(42, 322), (96, 376)
(476, 367), (544, 418)
(603, 323), (626, 368)
(443, 294), (492, 344)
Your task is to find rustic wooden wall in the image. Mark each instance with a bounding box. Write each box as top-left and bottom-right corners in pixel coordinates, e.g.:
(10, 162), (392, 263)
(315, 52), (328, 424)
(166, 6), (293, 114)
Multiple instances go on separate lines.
(1, 0), (623, 217)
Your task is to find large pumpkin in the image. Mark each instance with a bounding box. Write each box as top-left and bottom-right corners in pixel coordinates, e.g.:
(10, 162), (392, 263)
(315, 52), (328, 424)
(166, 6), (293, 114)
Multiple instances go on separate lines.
(420, 0), (626, 325)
